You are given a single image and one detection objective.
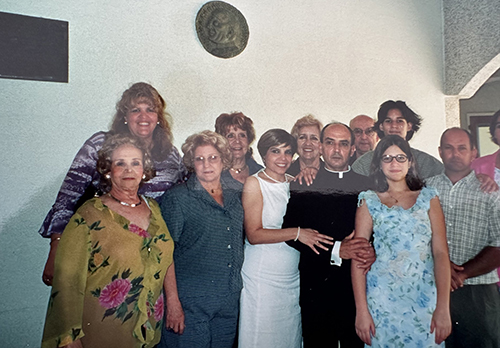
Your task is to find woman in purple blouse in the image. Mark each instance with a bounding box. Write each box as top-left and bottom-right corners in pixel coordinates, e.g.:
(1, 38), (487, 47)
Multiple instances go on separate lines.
(39, 82), (187, 286)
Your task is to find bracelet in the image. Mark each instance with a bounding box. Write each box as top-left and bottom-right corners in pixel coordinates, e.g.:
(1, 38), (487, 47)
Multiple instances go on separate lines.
(294, 227), (301, 241)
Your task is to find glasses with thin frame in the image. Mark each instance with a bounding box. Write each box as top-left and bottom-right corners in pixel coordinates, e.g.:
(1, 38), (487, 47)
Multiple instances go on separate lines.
(353, 128), (375, 137)
(381, 154), (408, 163)
(194, 155), (220, 164)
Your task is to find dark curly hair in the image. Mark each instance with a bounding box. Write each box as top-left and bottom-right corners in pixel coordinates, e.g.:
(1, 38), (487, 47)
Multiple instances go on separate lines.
(374, 100), (422, 141)
(369, 135), (424, 192)
(97, 134), (155, 192)
(489, 109), (500, 145)
(109, 82), (173, 160)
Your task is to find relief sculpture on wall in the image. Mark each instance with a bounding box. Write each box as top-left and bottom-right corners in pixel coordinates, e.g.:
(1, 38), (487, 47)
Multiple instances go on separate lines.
(196, 1), (249, 59)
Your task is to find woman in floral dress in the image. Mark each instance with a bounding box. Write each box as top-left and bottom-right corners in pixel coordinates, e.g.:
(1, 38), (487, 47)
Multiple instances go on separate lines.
(42, 134), (176, 348)
(351, 135), (451, 347)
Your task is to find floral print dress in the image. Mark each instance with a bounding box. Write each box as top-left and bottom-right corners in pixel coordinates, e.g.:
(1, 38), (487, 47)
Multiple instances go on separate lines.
(358, 187), (443, 348)
(42, 197), (173, 348)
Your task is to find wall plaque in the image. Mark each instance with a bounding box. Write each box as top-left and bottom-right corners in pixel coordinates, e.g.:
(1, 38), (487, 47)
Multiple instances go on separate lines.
(0, 12), (68, 83)
(195, 1), (249, 59)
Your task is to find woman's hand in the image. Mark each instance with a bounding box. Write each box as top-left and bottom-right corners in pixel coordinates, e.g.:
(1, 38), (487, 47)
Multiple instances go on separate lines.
(355, 310), (375, 345)
(42, 235), (61, 286)
(165, 298), (185, 335)
(476, 173), (499, 193)
(430, 307), (452, 344)
(293, 167), (319, 186)
(63, 339), (83, 348)
(297, 228), (334, 254)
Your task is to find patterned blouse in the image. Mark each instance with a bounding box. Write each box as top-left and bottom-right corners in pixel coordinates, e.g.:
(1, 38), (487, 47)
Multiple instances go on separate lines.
(41, 197), (173, 348)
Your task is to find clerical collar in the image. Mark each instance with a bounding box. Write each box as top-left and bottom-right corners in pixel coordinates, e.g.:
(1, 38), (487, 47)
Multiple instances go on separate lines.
(324, 165), (351, 179)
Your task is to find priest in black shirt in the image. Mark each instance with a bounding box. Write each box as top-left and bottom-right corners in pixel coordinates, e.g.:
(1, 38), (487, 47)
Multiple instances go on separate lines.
(284, 122), (374, 348)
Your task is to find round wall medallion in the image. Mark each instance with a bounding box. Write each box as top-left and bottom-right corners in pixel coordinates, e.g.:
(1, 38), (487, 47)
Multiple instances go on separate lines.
(195, 1), (249, 59)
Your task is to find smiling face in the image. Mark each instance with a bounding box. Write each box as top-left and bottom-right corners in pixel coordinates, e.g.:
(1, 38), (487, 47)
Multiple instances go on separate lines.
(193, 144), (223, 184)
(380, 145), (410, 183)
(321, 124), (354, 171)
(296, 125), (321, 162)
(109, 144), (144, 191)
(379, 108), (412, 140)
(225, 125), (249, 162)
(125, 102), (159, 142)
(264, 143), (293, 176)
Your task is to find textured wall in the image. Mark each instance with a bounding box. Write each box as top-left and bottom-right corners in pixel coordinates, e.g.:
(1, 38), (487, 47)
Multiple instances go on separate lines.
(443, 0), (500, 95)
(0, 1), (445, 346)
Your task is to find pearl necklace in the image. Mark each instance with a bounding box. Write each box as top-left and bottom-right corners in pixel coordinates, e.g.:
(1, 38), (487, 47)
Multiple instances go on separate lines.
(261, 169), (290, 183)
(108, 193), (142, 207)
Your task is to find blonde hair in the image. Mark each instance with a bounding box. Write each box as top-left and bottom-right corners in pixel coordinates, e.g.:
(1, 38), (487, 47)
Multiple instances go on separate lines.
(110, 82), (173, 159)
(290, 115), (323, 139)
(182, 130), (233, 171)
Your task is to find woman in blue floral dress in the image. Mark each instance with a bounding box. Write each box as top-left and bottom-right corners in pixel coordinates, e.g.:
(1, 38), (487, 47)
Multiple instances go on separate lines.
(351, 135), (451, 347)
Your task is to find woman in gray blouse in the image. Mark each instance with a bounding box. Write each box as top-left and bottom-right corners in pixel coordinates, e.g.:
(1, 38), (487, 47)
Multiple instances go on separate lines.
(159, 130), (244, 348)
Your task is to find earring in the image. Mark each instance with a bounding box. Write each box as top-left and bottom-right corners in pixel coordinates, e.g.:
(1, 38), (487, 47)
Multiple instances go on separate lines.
(105, 174), (111, 179)
(142, 174), (146, 179)
(157, 121), (160, 125)
(124, 120), (128, 125)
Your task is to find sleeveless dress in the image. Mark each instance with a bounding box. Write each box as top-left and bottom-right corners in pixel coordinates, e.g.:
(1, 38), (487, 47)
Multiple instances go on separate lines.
(358, 187), (443, 348)
(238, 172), (302, 348)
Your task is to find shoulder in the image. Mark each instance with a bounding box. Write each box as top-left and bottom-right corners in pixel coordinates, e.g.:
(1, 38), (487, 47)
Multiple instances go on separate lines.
(352, 151), (373, 175)
(472, 150), (498, 168)
(421, 185), (438, 197)
(85, 131), (108, 146)
(411, 148), (442, 165)
(247, 157), (264, 175)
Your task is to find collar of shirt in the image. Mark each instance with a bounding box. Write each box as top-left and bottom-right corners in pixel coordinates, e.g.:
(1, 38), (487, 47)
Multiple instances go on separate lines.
(324, 165), (351, 179)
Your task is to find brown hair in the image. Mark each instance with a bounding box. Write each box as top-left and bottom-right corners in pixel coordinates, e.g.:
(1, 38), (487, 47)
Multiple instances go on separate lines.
(214, 112), (256, 158)
(110, 82), (173, 160)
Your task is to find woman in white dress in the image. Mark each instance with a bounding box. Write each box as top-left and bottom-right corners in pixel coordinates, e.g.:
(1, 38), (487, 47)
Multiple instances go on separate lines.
(238, 129), (334, 348)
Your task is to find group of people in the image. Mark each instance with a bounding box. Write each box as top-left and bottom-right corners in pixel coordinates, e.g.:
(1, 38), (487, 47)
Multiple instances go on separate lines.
(39, 82), (500, 348)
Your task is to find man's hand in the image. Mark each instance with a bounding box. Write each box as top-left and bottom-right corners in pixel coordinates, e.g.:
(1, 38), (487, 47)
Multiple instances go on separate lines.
(340, 231), (375, 268)
(450, 261), (466, 291)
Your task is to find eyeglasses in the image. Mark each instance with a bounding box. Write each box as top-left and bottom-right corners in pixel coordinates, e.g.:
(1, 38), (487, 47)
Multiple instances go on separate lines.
(353, 128), (375, 137)
(495, 123), (500, 129)
(381, 154), (408, 163)
(194, 155), (220, 164)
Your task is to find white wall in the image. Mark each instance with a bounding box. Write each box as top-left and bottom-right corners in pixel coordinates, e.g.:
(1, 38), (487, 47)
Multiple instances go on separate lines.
(0, 0), (446, 346)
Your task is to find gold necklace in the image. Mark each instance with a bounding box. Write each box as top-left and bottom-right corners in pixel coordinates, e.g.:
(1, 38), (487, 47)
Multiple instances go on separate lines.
(230, 165), (248, 174)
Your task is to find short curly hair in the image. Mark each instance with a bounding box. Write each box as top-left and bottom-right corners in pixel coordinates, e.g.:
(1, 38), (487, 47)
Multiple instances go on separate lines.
(214, 112), (256, 158)
(97, 133), (155, 192)
(290, 114), (323, 139)
(109, 82), (174, 160)
(181, 130), (233, 172)
(374, 100), (422, 141)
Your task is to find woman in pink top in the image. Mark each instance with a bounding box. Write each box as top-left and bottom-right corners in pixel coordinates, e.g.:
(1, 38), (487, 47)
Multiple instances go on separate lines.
(471, 109), (500, 285)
